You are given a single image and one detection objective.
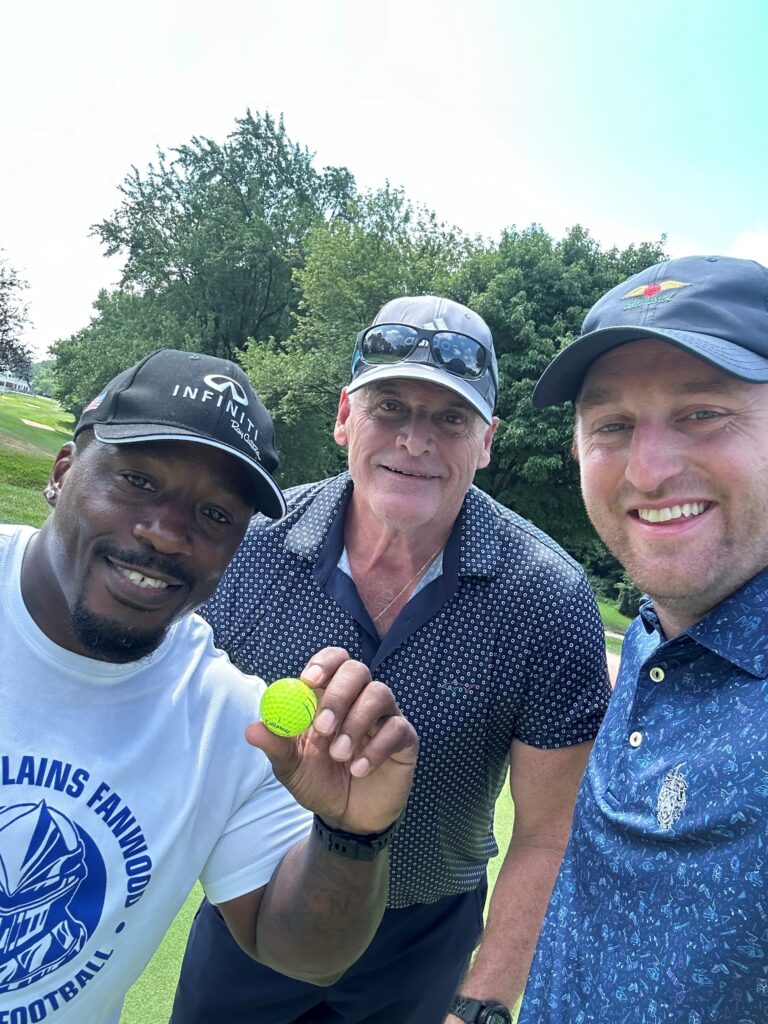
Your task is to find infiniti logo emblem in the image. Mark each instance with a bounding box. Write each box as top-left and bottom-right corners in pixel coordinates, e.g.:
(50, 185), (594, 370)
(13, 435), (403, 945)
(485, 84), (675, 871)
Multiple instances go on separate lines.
(203, 374), (249, 406)
(170, 374), (259, 456)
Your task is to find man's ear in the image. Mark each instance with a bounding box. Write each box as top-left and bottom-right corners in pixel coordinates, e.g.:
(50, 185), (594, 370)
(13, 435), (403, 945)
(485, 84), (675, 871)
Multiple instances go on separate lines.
(44, 442), (78, 507)
(334, 389), (352, 447)
(476, 415), (500, 471)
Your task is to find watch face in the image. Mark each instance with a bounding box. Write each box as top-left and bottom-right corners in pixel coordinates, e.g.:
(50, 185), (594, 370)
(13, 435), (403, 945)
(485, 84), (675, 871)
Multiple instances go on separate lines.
(481, 1008), (512, 1024)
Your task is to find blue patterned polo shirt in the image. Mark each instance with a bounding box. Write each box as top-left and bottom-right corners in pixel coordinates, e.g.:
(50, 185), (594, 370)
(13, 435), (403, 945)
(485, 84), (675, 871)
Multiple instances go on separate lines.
(201, 472), (610, 908)
(519, 571), (768, 1024)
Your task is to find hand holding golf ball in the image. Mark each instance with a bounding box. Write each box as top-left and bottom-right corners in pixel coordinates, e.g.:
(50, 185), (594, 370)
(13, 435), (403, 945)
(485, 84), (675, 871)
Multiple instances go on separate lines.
(260, 677), (318, 737)
(246, 648), (418, 836)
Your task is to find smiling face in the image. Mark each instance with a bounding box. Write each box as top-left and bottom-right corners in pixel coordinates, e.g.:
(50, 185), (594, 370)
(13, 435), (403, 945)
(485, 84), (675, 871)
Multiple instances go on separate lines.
(574, 338), (768, 634)
(334, 379), (498, 535)
(24, 436), (255, 662)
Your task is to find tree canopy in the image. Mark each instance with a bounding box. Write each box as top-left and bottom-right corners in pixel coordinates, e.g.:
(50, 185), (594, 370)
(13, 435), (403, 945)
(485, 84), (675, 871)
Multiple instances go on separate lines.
(52, 110), (356, 415)
(92, 110), (355, 360)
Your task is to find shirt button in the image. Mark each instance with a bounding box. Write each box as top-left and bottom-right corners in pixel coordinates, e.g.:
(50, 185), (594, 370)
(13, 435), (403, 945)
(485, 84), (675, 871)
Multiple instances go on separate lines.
(629, 731), (643, 748)
(649, 666), (665, 682)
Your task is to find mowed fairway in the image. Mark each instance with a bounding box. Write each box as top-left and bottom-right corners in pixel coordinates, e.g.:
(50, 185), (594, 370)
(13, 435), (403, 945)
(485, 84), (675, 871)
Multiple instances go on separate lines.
(0, 391), (74, 526)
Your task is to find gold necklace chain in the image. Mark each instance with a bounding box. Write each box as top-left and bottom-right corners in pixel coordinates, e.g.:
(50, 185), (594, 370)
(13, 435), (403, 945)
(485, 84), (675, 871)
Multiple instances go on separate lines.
(371, 547), (443, 623)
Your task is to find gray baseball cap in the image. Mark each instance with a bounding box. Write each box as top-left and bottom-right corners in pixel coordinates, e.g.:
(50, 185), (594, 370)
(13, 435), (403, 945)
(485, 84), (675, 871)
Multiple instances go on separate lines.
(347, 296), (498, 423)
(533, 255), (768, 407)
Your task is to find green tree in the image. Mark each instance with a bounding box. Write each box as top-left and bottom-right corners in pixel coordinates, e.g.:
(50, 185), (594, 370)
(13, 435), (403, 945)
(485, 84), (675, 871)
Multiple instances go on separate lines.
(92, 110), (355, 361)
(52, 111), (356, 415)
(30, 359), (57, 397)
(616, 571), (643, 618)
(0, 250), (33, 380)
(51, 289), (205, 418)
(240, 186), (478, 485)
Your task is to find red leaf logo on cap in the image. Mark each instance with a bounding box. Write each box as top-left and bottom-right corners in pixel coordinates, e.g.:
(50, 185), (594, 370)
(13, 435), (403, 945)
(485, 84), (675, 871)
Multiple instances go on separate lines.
(643, 284), (661, 297)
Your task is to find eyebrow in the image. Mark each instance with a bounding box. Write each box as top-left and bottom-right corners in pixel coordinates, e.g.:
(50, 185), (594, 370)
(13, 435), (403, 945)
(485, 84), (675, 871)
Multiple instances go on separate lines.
(576, 377), (745, 413)
(370, 383), (473, 412)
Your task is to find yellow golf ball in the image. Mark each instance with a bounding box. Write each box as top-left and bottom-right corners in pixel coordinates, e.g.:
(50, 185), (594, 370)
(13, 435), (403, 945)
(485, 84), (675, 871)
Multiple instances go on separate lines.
(260, 677), (318, 737)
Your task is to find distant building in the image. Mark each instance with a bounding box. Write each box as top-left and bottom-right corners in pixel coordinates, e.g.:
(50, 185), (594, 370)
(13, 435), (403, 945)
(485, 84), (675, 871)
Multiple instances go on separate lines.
(0, 373), (30, 394)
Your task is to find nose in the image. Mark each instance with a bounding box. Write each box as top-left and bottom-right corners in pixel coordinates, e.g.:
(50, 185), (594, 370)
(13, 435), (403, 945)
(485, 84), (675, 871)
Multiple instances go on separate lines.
(395, 412), (436, 456)
(624, 422), (687, 493)
(132, 502), (195, 556)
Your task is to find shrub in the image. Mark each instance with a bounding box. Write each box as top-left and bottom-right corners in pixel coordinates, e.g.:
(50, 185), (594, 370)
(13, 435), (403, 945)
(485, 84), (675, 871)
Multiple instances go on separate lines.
(615, 572), (642, 618)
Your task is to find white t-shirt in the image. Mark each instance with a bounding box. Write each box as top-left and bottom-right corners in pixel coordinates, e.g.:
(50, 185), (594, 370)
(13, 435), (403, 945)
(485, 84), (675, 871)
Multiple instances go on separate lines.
(0, 525), (312, 1024)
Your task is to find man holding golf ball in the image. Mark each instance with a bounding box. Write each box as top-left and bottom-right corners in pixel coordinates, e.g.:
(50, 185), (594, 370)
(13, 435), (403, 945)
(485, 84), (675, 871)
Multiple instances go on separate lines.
(172, 298), (611, 1024)
(0, 349), (418, 1024)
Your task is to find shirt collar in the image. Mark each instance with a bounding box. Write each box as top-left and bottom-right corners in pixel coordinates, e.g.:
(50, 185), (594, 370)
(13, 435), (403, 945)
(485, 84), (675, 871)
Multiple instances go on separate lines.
(285, 473), (353, 561)
(285, 473), (501, 580)
(639, 568), (768, 678)
(457, 485), (503, 578)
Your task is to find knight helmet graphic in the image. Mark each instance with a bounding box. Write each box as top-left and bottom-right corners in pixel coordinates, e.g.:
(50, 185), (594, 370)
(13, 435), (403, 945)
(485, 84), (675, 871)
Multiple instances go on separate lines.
(0, 801), (88, 991)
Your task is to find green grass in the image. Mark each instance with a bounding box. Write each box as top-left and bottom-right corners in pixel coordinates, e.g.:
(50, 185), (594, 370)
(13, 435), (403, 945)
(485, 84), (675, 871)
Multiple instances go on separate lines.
(0, 393), (74, 526)
(0, 392), (74, 455)
(598, 599), (632, 635)
(0, 447), (54, 526)
(0, 482), (51, 527)
(605, 634), (623, 657)
(0, 444), (54, 486)
(488, 782), (515, 892)
(120, 885), (204, 1023)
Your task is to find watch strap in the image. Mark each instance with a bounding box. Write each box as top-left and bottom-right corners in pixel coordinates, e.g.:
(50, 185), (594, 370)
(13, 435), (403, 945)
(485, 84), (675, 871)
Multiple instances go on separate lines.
(312, 811), (403, 861)
(451, 995), (484, 1022)
(451, 994), (512, 1024)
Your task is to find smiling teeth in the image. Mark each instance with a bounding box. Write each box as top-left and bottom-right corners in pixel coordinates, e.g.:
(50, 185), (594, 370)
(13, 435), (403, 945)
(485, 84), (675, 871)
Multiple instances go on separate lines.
(637, 502), (707, 523)
(389, 468), (432, 478)
(117, 566), (169, 589)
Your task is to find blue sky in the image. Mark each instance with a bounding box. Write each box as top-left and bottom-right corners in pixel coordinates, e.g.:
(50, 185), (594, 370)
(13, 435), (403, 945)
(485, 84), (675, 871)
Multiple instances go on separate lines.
(2, 0), (767, 357)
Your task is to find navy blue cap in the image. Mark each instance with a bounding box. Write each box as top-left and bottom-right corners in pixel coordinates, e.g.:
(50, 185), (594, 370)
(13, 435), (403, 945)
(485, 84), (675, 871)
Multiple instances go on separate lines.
(347, 296), (498, 423)
(532, 255), (768, 407)
(75, 349), (286, 518)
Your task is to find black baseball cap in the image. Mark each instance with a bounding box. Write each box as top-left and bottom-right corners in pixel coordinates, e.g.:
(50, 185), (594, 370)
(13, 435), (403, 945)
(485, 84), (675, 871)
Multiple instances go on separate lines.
(533, 255), (768, 407)
(347, 296), (498, 423)
(75, 349), (286, 518)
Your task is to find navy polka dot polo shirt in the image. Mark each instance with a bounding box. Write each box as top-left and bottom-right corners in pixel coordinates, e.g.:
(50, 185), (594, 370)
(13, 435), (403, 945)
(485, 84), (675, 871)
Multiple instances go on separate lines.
(200, 472), (611, 908)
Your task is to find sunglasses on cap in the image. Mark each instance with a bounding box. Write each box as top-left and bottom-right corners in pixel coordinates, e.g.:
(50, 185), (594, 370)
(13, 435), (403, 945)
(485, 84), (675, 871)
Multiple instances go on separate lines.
(355, 324), (493, 382)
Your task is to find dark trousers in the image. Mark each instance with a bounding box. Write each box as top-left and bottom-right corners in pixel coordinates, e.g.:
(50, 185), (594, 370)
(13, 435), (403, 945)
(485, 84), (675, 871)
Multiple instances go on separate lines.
(169, 881), (487, 1024)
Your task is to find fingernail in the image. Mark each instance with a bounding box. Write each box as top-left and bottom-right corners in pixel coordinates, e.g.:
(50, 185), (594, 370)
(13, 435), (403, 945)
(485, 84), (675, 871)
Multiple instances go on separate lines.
(350, 758), (370, 777)
(314, 708), (335, 734)
(303, 664), (323, 684)
(330, 734), (352, 759)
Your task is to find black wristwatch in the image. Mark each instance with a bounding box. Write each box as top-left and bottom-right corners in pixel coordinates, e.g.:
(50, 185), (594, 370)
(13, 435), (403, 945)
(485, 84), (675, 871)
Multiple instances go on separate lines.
(312, 812), (403, 861)
(451, 995), (512, 1024)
